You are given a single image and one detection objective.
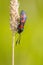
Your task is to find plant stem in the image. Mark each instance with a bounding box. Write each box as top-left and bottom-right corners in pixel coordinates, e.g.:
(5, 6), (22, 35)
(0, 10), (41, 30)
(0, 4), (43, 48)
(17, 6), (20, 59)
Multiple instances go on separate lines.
(12, 32), (15, 65)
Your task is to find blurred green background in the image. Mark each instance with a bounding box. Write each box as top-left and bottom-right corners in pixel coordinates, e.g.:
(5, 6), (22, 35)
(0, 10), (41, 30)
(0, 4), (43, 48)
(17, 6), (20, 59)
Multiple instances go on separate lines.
(0, 0), (43, 65)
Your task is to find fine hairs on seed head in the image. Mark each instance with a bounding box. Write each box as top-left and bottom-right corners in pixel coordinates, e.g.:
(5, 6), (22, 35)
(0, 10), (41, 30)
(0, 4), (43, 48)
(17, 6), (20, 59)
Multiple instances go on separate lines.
(10, 0), (20, 32)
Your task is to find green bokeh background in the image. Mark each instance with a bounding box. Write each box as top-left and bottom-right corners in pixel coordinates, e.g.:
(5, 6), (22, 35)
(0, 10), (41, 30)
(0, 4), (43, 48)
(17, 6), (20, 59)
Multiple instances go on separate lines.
(0, 0), (43, 65)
